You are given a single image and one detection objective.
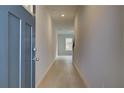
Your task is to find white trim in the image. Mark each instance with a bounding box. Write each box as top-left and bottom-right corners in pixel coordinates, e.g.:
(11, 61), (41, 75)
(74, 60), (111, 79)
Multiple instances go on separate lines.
(73, 62), (88, 88)
(56, 32), (58, 58)
(19, 20), (22, 88)
(36, 60), (55, 88)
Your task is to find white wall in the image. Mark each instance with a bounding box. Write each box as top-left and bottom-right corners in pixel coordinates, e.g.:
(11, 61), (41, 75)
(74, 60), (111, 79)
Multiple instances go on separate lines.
(74, 6), (122, 88)
(35, 6), (56, 87)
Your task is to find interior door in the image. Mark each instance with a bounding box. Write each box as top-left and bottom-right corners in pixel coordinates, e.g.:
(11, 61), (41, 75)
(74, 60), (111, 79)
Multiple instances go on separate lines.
(0, 5), (35, 88)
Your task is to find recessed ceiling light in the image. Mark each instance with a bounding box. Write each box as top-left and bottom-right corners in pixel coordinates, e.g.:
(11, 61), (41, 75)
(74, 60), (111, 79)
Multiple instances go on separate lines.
(61, 14), (65, 17)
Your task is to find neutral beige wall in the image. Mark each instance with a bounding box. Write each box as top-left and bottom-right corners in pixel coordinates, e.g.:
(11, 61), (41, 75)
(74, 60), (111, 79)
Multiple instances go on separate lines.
(73, 11), (80, 64)
(120, 6), (124, 87)
(35, 6), (55, 87)
(74, 6), (122, 88)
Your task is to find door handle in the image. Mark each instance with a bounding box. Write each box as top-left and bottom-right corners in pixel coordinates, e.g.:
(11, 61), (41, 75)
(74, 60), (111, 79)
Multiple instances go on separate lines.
(35, 58), (39, 61)
(33, 48), (37, 52)
(32, 57), (39, 61)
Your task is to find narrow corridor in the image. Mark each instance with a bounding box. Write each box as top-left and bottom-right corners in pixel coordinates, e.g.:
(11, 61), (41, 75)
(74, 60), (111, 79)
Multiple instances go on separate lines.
(38, 56), (86, 88)
(1, 5), (124, 88)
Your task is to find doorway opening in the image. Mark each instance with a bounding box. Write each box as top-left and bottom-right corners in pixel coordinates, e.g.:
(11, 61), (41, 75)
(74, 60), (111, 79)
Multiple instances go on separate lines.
(56, 32), (74, 63)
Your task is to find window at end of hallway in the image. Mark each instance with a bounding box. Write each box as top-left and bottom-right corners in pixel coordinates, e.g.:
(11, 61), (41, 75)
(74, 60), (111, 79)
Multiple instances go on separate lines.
(65, 38), (72, 51)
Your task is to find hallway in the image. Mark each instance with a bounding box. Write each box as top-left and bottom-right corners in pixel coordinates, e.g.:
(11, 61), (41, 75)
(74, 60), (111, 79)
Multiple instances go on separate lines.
(1, 5), (124, 88)
(38, 56), (86, 88)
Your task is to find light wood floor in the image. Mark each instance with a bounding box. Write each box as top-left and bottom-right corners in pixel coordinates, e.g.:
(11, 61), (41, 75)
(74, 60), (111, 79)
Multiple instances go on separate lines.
(38, 56), (86, 88)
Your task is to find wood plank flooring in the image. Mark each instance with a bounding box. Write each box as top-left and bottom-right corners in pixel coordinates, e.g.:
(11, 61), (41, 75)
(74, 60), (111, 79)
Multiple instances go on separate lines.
(38, 56), (86, 88)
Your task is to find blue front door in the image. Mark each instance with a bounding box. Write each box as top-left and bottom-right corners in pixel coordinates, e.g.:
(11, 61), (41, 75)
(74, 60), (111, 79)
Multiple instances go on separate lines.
(0, 5), (35, 88)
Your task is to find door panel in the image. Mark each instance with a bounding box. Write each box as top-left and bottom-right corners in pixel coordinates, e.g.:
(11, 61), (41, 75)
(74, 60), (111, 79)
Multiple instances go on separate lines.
(0, 6), (35, 88)
(8, 13), (20, 88)
(25, 23), (32, 88)
(0, 9), (9, 88)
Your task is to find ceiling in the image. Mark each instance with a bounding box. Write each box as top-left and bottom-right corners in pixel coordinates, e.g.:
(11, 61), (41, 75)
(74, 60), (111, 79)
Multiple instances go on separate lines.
(46, 6), (79, 21)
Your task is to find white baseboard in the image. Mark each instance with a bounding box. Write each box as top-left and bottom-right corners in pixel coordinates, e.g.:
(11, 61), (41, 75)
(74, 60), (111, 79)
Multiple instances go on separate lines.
(36, 60), (55, 88)
(73, 62), (88, 88)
